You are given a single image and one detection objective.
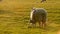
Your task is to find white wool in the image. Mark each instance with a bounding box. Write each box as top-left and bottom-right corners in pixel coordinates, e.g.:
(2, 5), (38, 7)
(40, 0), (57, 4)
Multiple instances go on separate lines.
(30, 10), (34, 20)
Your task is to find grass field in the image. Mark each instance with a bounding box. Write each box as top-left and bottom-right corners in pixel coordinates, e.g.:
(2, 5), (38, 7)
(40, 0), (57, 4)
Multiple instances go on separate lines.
(0, 0), (60, 34)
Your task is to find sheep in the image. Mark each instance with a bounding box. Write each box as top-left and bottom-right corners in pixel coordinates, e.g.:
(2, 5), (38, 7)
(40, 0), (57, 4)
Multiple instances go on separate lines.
(29, 8), (47, 28)
(41, 0), (46, 3)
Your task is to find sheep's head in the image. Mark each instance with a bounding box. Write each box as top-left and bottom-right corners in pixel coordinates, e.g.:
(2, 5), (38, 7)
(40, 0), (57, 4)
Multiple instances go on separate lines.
(30, 20), (36, 24)
(30, 20), (33, 23)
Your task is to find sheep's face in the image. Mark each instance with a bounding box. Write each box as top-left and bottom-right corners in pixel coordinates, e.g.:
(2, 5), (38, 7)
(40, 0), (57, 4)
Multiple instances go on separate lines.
(30, 20), (35, 24)
(30, 20), (33, 23)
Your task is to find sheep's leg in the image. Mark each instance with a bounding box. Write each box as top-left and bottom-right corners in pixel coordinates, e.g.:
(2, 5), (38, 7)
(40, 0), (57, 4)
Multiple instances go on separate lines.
(42, 15), (47, 28)
(42, 20), (46, 28)
(39, 21), (41, 28)
(42, 22), (46, 28)
(39, 16), (42, 28)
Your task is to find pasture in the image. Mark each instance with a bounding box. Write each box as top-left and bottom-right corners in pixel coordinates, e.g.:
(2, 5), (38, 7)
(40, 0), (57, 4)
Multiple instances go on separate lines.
(0, 0), (60, 34)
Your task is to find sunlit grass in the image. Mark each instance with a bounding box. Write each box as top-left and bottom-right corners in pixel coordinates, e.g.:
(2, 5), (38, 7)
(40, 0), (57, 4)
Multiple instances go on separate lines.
(0, 0), (60, 34)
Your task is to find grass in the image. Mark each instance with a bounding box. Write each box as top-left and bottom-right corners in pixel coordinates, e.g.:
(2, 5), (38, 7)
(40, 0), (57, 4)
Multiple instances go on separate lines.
(0, 0), (60, 34)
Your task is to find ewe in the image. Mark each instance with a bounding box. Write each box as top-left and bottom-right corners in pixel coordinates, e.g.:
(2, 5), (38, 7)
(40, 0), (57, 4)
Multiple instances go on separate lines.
(29, 8), (47, 28)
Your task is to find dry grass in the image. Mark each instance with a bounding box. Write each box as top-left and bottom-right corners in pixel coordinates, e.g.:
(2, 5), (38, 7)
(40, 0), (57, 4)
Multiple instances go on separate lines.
(0, 0), (60, 34)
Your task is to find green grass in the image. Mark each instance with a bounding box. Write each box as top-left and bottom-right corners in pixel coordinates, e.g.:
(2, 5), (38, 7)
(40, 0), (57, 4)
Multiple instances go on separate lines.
(0, 0), (60, 34)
